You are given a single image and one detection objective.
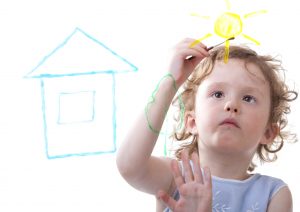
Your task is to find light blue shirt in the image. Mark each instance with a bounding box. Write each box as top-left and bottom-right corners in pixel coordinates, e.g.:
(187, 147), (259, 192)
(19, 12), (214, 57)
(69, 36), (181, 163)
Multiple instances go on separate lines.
(165, 173), (287, 212)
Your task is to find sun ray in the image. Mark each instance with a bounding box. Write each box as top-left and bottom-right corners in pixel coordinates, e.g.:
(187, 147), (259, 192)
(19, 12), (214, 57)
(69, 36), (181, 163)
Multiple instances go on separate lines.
(190, 12), (211, 20)
(224, 0), (231, 10)
(244, 10), (267, 19)
(189, 33), (213, 48)
(242, 34), (260, 45)
(224, 39), (230, 63)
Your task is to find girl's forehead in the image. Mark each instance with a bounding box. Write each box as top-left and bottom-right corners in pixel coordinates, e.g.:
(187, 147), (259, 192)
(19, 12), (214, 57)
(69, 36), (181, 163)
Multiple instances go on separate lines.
(205, 59), (267, 85)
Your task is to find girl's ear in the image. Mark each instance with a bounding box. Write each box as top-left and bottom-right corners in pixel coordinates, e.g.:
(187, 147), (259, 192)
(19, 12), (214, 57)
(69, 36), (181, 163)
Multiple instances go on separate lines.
(185, 111), (197, 135)
(260, 123), (279, 145)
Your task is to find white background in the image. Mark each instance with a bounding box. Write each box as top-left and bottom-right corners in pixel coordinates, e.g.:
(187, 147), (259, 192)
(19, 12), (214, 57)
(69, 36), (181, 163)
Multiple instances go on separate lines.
(0, 0), (299, 211)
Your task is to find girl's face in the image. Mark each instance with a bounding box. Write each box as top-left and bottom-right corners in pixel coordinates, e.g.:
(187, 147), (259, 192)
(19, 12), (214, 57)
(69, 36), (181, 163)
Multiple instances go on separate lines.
(189, 59), (274, 156)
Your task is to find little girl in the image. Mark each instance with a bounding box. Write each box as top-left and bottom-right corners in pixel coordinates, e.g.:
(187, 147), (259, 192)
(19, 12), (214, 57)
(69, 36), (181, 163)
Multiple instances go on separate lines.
(116, 38), (297, 211)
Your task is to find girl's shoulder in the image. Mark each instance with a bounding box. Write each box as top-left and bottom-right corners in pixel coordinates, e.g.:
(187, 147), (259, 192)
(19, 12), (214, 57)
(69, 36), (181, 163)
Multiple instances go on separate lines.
(212, 173), (287, 201)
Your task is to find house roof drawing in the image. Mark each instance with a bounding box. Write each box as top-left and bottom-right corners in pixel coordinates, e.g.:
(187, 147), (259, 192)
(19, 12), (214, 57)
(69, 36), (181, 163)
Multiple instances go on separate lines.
(25, 27), (137, 78)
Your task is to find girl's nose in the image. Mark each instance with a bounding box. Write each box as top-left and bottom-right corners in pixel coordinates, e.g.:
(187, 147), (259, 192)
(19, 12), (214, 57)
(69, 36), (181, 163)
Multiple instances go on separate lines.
(224, 101), (239, 113)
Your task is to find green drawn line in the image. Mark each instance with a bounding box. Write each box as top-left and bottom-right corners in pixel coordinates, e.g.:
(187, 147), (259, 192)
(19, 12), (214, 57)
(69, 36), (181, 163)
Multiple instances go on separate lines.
(145, 73), (185, 135)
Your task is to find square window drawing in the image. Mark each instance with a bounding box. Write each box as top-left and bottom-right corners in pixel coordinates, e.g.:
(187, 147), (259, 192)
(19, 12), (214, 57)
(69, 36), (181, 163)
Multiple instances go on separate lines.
(58, 91), (95, 124)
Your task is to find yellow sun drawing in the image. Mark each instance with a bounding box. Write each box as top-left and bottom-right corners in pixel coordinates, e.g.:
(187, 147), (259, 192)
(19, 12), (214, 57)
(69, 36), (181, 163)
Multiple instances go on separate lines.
(189, 0), (267, 62)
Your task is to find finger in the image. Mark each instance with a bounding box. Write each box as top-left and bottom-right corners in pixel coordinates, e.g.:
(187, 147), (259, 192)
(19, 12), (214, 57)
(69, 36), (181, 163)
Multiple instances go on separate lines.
(184, 50), (209, 63)
(175, 38), (197, 51)
(197, 42), (208, 49)
(191, 152), (203, 184)
(185, 51), (208, 61)
(179, 37), (199, 45)
(176, 39), (209, 59)
(171, 159), (185, 188)
(203, 167), (212, 189)
(175, 38), (207, 49)
(157, 190), (177, 211)
(191, 42), (210, 57)
(176, 48), (202, 61)
(181, 149), (193, 182)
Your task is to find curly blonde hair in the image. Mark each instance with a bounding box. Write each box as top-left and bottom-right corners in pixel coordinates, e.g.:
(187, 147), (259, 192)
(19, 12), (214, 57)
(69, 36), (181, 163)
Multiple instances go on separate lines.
(172, 45), (298, 171)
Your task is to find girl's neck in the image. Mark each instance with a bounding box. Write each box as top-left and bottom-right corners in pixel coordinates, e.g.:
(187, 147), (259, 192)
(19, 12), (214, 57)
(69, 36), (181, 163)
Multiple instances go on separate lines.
(199, 149), (253, 181)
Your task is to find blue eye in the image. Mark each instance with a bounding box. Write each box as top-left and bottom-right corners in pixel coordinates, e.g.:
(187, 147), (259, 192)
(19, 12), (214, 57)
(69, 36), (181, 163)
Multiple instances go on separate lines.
(243, 95), (256, 103)
(212, 91), (224, 98)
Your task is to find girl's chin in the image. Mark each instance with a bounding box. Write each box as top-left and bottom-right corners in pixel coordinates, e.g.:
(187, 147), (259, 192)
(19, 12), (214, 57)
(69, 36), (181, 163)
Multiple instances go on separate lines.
(199, 131), (244, 150)
(208, 136), (242, 151)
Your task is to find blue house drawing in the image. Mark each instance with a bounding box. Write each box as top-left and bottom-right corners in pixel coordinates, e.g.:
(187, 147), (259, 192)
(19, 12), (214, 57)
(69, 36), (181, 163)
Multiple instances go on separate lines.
(25, 28), (137, 159)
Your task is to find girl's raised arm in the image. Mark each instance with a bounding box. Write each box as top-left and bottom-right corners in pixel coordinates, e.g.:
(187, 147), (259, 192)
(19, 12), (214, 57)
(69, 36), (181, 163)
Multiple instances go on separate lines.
(116, 39), (209, 195)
